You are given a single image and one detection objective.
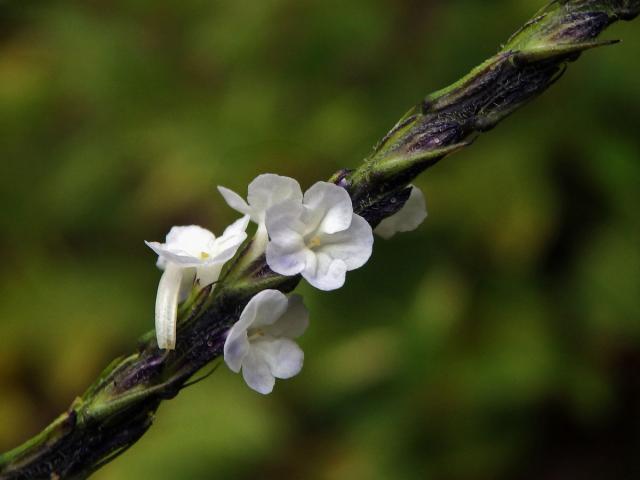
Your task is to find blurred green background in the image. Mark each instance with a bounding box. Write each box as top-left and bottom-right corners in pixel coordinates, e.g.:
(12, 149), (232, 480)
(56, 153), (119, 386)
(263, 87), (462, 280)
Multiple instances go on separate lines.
(1, 0), (639, 478)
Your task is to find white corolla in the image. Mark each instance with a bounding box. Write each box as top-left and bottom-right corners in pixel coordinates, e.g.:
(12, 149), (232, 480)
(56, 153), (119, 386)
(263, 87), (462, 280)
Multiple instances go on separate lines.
(374, 185), (427, 239)
(265, 181), (373, 291)
(146, 217), (249, 350)
(224, 289), (309, 394)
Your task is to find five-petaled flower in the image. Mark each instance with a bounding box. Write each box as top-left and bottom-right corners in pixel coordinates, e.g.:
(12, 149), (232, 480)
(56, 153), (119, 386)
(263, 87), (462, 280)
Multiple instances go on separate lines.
(224, 289), (309, 394)
(218, 174), (303, 251)
(265, 181), (374, 291)
(145, 217), (249, 350)
(374, 185), (427, 239)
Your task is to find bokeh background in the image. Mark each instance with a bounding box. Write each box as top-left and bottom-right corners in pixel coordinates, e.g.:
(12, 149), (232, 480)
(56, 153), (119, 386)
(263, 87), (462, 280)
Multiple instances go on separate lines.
(1, 0), (639, 478)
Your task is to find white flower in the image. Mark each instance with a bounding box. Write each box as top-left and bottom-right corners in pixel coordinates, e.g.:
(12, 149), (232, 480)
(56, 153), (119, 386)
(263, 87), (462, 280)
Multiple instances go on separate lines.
(145, 217), (249, 350)
(374, 185), (427, 239)
(224, 289), (309, 394)
(218, 174), (303, 250)
(265, 181), (373, 291)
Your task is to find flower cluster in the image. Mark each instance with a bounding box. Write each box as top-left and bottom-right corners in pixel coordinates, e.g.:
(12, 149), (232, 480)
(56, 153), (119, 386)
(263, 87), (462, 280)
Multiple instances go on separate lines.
(146, 174), (426, 393)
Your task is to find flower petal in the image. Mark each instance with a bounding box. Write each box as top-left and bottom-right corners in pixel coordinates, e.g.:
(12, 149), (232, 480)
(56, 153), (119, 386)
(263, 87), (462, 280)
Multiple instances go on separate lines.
(218, 186), (252, 217)
(254, 337), (304, 379)
(247, 289), (289, 329)
(231, 293), (261, 333)
(222, 215), (251, 238)
(265, 200), (306, 244)
(264, 294), (309, 338)
(375, 186), (427, 239)
(165, 225), (217, 254)
(247, 174), (303, 223)
(242, 350), (275, 394)
(316, 213), (373, 270)
(302, 252), (348, 291)
(206, 215), (249, 264)
(146, 225), (220, 268)
(266, 242), (308, 276)
(154, 264), (183, 350)
(265, 201), (307, 276)
(303, 182), (353, 234)
(230, 290), (289, 345)
(145, 241), (205, 268)
(224, 325), (250, 373)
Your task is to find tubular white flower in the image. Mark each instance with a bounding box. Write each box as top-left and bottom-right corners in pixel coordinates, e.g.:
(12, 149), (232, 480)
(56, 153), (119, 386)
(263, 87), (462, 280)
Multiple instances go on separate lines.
(218, 174), (303, 251)
(374, 185), (427, 239)
(145, 217), (249, 350)
(265, 181), (373, 291)
(224, 289), (309, 394)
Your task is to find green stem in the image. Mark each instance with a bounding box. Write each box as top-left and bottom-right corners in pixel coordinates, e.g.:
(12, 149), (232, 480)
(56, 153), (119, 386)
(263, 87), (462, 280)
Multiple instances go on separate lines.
(1, 1), (638, 478)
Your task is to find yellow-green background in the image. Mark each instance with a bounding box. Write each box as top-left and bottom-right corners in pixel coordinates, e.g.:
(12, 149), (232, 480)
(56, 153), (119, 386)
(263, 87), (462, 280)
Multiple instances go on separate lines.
(1, 1), (639, 478)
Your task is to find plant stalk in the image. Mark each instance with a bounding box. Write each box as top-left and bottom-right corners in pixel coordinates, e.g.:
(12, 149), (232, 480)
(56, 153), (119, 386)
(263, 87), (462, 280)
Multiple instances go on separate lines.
(1, 1), (638, 478)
